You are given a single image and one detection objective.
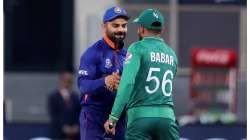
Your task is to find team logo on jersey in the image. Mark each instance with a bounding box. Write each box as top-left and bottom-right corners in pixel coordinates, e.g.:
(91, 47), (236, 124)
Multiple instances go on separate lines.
(124, 53), (132, 64)
(105, 58), (113, 68)
(153, 12), (159, 19)
(114, 7), (122, 13)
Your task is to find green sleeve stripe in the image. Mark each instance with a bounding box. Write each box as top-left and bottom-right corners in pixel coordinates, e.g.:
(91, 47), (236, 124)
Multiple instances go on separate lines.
(109, 115), (119, 122)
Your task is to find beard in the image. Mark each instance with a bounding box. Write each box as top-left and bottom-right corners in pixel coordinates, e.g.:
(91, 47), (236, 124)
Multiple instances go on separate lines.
(107, 31), (126, 49)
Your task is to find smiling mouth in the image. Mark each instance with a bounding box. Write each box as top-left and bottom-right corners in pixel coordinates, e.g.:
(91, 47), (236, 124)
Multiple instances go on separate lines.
(115, 35), (124, 38)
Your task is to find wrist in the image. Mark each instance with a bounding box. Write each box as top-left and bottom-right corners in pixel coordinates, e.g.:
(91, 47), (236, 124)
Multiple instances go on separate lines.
(109, 114), (119, 124)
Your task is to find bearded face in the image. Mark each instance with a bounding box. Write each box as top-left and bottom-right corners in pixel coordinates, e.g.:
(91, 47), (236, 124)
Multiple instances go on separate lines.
(104, 18), (128, 46)
(106, 29), (126, 43)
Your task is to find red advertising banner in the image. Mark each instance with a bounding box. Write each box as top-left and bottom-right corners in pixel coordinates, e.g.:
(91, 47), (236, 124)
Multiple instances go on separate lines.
(191, 48), (237, 68)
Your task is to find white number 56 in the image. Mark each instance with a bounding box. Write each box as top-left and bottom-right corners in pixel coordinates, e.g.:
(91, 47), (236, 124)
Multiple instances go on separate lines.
(145, 67), (173, 96)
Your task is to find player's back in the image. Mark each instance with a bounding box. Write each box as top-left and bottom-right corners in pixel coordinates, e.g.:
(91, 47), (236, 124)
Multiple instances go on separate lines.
(127, 36), (178, 109)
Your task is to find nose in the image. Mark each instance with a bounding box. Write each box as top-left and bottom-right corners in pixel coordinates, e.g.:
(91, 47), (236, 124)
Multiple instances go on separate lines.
(118, 25), (127, 32)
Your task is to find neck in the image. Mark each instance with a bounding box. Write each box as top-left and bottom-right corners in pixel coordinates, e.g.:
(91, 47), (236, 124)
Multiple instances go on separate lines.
(143, 27), (162, 38)
(143, 34), (161, 38)
(103, 35), (118, 49)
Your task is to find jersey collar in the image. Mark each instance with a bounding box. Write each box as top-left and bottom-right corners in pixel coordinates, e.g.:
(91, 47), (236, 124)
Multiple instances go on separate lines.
(143, 36), (164, 42)
(103, 35), (117, 50)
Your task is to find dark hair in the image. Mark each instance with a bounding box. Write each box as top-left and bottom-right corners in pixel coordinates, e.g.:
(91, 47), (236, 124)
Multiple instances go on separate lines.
(151, 21), (162, 27)
(140, 22), (163, 34)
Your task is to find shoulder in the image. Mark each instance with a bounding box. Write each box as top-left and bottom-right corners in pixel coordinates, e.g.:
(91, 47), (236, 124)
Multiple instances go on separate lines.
(169, 47), (177, 60)
(128, 41), (141, 50)
(83, 40), (103, 55)
(127, 41), (143, 53)
(165, 43), (176, 55)
(165, 43), (178, 63)
(80, 40), (104, 61)
(130, 41), (142, 47)
(48, 90), (60, 100)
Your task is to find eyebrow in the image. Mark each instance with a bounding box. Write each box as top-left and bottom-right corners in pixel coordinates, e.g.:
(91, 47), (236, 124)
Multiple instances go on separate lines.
(112, 23), (127, 26)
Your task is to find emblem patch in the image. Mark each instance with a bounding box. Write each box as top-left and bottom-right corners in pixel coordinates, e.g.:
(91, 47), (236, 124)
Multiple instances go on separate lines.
(153, 12), (159, 18)
(105, 58), (113, 68)
(114, 7), (122, 13)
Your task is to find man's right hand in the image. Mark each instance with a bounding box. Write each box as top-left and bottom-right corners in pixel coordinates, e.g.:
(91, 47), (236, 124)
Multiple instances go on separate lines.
(104, 120), (116, 135)
(104, 72), (120, 92)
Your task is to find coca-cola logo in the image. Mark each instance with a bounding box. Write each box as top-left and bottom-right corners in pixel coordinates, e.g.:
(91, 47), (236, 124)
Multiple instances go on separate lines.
(196, 50), (230, 65)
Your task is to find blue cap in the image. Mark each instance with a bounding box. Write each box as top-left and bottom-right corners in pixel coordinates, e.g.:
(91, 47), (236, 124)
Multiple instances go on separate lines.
(103, 6), (129, 23)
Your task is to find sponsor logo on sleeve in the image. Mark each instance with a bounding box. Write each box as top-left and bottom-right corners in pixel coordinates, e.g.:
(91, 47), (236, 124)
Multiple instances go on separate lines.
(78, 70), (88, 76)
(124, 53), (132, 64)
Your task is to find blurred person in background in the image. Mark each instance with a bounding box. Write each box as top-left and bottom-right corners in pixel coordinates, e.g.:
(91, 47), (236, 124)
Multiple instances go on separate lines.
(104, 9), (179, 140)
(48, 71), (81, 140)
(77, 6), (129, 140)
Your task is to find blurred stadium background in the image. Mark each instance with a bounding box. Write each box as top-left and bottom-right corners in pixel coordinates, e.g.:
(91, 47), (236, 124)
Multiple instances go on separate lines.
(4, 0), (246, 139)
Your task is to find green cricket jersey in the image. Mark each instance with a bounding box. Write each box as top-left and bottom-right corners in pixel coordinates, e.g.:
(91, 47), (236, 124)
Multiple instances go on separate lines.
(109, 36), (178, 126)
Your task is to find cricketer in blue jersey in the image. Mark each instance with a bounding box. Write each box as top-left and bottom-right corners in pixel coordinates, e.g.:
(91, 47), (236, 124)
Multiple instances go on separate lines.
(77, 6), (129, 140)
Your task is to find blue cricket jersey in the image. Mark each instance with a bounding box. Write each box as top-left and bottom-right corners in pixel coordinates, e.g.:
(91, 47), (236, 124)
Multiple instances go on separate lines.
(77, 36), (127, 112)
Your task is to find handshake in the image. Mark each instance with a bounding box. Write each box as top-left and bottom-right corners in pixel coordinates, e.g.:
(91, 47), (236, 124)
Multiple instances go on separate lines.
(104, 71), (120, 92)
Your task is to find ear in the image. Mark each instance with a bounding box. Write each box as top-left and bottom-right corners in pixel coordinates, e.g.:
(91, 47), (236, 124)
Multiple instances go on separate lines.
(138, 26), (143, 33)
(142, 27), (145, 34)
(138, 26), (143, 36)
(101, 22), (106, 33)
(137, 27), (140, 34)
(141, 26), (146, 34)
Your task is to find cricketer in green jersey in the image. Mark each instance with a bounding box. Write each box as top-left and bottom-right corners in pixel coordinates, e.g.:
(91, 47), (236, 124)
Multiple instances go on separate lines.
(104, 9), (179, 140)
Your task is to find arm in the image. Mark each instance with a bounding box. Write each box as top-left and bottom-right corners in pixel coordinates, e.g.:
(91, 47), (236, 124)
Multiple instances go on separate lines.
(173, 51), (178, 77)
(108, 45), (141, 122)
(77, 48), (105, 95)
